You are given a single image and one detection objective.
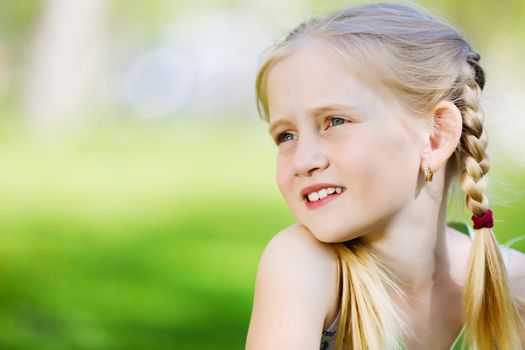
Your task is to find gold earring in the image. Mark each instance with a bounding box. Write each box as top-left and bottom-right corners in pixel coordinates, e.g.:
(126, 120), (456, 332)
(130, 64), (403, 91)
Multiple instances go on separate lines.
(424, 166), (433, 182)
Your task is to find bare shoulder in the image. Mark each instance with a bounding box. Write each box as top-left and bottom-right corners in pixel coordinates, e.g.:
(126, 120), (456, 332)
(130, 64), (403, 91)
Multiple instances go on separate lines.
(448, 229), (525, 296)
(446, 229), (525, 322)
(507, 246), (525, 281)
(506, 246), (525, 308)
(270, 223), (339, 267)
(245, 223), (339, 350)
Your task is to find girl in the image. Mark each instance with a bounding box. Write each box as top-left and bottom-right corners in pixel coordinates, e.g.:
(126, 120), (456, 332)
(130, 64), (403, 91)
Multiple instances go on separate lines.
(245, 3), (525, 350)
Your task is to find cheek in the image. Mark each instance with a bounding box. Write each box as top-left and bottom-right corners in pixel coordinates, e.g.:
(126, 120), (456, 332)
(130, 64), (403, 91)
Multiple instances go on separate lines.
(275, 155), (292, 198)
(338, 129), (419, 207)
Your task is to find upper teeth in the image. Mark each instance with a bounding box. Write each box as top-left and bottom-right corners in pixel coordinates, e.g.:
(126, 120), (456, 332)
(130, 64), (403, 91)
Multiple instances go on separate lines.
(307, 187), (343, 201)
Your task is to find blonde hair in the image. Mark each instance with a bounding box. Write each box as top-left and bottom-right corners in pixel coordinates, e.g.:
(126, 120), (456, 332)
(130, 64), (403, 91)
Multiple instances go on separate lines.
(255, 3), (525, 349)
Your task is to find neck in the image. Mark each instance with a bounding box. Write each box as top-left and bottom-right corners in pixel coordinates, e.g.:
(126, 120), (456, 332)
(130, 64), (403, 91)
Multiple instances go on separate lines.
(361, 176), (452, 296)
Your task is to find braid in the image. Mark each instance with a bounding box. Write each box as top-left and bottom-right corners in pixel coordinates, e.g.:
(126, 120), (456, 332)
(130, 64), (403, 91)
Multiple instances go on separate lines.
(458, 57), (525, 349)
(457, 66), (490, 216)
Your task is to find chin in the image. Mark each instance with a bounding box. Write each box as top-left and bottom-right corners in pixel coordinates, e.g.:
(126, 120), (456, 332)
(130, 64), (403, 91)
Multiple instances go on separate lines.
(303, 219), (360, 244)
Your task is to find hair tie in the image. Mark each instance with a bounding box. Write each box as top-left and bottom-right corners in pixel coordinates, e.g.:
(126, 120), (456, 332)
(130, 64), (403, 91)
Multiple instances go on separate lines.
(471, 208), (494, 229)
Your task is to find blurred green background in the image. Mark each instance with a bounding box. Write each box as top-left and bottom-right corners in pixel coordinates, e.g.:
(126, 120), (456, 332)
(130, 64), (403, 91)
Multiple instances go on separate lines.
(0, 0), (524, 349)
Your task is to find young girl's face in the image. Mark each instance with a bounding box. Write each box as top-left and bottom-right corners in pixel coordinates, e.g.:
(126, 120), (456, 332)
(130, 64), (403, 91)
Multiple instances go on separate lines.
(266, 43), (424, 243)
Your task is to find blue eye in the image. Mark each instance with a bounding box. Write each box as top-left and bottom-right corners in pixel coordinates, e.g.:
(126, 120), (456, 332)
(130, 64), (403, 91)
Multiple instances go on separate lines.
(277, 132), (295, 144)
(329, 117), (348, 127)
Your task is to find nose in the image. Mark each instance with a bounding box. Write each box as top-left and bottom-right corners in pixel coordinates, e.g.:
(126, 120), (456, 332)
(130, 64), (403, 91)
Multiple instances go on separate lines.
(292, 134), (329, 177)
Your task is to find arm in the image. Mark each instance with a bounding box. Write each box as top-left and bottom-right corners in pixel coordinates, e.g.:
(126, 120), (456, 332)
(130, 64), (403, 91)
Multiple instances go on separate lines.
(245, 224), (339, 350)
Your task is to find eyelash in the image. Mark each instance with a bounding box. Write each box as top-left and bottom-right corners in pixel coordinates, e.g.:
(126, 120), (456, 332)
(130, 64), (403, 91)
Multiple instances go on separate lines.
(275, 116), (350, 144)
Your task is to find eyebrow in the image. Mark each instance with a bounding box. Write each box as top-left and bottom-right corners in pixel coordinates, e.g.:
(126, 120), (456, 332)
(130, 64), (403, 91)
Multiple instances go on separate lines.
(268, 103), (360, 135)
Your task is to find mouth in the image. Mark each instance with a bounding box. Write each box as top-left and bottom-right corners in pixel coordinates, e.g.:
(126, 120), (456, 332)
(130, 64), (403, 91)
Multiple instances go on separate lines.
(303, 186), (347, 210)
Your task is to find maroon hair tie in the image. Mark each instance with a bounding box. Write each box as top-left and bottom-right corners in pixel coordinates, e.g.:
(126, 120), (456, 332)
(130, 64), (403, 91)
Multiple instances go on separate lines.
(471, 208), (494, 229)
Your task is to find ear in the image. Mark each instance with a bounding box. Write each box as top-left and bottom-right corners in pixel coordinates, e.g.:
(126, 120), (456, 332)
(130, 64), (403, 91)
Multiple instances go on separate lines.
(420, 100), (462, 174)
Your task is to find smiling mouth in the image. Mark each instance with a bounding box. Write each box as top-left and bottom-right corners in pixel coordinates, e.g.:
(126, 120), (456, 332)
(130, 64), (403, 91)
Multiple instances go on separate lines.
(303, 186), (346, 202)
(303, 187), (347, 209)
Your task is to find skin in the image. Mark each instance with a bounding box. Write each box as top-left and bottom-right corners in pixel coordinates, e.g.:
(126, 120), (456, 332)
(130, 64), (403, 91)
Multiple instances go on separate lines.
(245, 41), (525, 350)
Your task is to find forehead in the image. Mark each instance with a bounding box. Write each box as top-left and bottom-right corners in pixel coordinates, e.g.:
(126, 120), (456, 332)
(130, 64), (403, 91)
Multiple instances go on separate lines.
(265, 42), (383, 121)
(264, 42), (424, 141)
